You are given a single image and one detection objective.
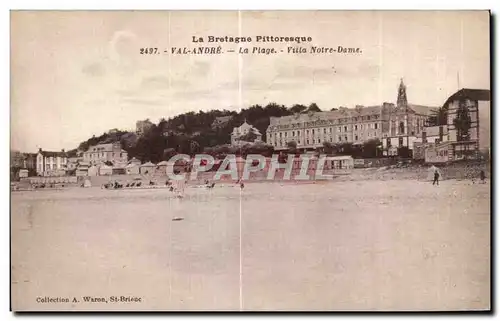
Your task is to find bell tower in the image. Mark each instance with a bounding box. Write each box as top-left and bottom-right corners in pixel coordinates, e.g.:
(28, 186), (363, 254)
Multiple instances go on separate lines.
(396, 78), (408, 111)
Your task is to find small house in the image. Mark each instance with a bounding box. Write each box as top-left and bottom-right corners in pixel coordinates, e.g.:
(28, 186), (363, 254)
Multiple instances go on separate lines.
(99, 164), (113, 176)
(125, 163), (140, 175)
(156, 161), (169, 175)
(140, 162), (156, 175)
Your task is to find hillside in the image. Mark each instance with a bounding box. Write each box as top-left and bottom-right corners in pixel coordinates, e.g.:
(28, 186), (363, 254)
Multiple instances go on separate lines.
(72, 103), (322, 162)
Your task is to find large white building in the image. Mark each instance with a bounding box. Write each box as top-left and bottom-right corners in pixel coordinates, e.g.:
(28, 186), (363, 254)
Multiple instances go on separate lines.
(266, 80), (436, 155)
(36, 148), (68, 176)
(83, 142), (128, 166)
(231, 120), (262, 145)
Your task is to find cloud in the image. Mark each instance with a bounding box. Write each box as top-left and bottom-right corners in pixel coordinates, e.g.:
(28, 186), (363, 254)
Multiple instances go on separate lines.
(82, 62), (105, 77)
(140, 75), (191, 89)
(121, 98), (165, 106)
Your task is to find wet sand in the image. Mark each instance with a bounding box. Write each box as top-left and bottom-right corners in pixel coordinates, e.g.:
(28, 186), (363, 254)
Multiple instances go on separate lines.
(11, 179), (490, 311)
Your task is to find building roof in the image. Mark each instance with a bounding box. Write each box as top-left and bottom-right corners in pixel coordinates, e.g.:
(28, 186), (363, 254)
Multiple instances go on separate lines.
(125, 163), (139, 168)
(408, 104), (439, 116)
(443, 88), (490, 108)
(140, 161), (156, 167)
(38, 150), (67, 157)
(85, 142), (126, 153)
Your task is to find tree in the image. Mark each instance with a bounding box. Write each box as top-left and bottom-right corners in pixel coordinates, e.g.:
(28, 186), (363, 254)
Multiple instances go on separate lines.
(322, 141), (335, 154)
(362, 138), (382, 158)
(287, 140), (298, 152)
(307, 103), (321, 112)
(428, 107), (447, 126)
(453, 101), (472, 141)
(397, 146), (411, 158)
(163, 148), (176, 160)
(330, 107), (339, 111)
(289, 104), (308, 114)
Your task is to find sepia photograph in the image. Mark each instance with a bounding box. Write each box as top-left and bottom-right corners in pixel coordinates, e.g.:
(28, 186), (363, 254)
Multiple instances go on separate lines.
(9, 10), (491, 311)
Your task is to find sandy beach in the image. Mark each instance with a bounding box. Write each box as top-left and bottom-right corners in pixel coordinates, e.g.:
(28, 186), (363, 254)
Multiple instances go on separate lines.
(10, 178), (490, 311)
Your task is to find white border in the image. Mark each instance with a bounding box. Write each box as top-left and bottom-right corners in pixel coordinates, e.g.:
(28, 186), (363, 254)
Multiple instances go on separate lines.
(2, 1), (498, 320)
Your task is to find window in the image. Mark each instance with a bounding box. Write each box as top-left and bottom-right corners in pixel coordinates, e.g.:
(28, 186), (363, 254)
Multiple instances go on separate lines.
(338, 127), (341, 132)
(355, 125), (358, 130)
(360, 125), (363, 130)
(338, 136), (342, 142)
(355, 135), (358, 140)
(399, 122), (405, 135)
(387, 138), (391, 147)
(312, 129), (315, 135)
(307, 139), (310, 144)
(306, 130), (309, 135)
(292, 131), (295, 136)
(330, 137), (333, 142)
(345, 136), (348, 141)
(375, 123), (378, 130)
(367, 116), (371, 120)
(318, 139), (321, 143)
(279, 132), (282, 138)
(399, 137), (404, 147)
(324, 128), (327, 134)
(329, 128), (332, 133)
(344, 126), (347, 131)
(284, 132), (287, 137)
(298, 131), (301, 136)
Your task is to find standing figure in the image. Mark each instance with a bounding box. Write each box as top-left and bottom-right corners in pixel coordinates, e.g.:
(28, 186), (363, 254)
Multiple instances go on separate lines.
(433, 169), (440, 186)
(480, 170), (486, 184)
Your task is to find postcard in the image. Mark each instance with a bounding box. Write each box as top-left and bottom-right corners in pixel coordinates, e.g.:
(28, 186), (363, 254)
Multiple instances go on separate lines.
(10, 10), (491, 311)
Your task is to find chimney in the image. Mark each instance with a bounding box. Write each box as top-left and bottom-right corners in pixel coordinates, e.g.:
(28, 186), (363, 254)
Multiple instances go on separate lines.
(38, 148), (42, 153)
(61, 149), (65, 153)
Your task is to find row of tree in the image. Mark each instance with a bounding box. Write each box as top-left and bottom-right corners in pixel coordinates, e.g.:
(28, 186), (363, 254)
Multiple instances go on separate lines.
(72, 102), (324, 163)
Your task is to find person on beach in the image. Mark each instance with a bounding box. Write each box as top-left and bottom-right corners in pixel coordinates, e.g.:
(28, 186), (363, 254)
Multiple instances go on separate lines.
(432, 169), (440, 186)
(480, 170), (486, 184)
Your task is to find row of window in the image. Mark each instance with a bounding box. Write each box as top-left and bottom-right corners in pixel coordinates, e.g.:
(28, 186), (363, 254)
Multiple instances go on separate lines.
(41, 157), (67, 163)
(85, 152), (125, 158)
(270, 123), (381, 139)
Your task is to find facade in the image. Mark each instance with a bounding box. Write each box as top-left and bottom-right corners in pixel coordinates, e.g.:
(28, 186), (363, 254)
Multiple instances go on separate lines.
(10, 150), (25, 168)
(441, 88), (490, 161)
(267, 80), (436, 154)
(422, 125), (449, 144)
(83, 142), (128, 166)
(36, 149), (68, 176)
(424, 142), (453, 164)
(231, 120), (262, 145)
(136, 119), (154, 136)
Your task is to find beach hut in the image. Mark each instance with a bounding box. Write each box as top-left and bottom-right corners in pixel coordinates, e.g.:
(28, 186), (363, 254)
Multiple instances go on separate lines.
(125, 163), (140, 175)
(83, 178), (92, 188)
(99, 164), (113, 176)
(87, 165), (99, 176)
(329, 155), (354, 170)
(156, 161), (169, 175)
(75, 163), (89, 177)
(140, 162), (156, 175)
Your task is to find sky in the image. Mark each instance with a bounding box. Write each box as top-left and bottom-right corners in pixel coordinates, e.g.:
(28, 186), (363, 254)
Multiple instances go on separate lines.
(10, 10), (490, 152)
